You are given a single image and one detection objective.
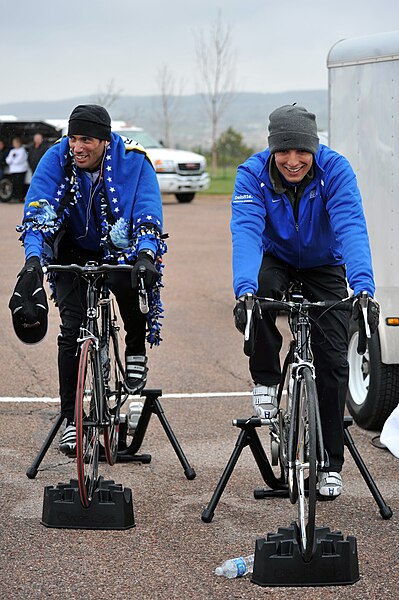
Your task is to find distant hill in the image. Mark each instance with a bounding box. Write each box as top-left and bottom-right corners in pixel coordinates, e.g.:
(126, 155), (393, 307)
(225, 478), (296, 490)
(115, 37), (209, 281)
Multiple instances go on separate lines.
(0, 90), (327, 151)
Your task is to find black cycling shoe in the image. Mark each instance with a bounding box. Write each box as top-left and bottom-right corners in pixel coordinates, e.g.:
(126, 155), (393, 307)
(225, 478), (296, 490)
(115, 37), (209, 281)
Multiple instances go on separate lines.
(124, 355), (148, 394)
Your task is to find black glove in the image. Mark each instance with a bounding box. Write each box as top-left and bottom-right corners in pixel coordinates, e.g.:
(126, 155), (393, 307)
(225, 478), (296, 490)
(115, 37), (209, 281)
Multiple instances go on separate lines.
(353, 292), (380, 355)
(353, 293), (380, 334)
(131, 251), (160, 289)
(233, 297), (247, 334)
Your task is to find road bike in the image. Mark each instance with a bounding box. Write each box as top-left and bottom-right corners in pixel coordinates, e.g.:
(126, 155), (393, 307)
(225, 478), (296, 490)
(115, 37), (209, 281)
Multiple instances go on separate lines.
(45, 262), (147, 508)
(244, 284), (356, 561)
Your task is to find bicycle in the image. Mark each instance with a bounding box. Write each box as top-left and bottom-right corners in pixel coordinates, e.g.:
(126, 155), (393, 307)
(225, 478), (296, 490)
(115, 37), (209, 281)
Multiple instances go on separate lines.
(44, 261), (148, 508)
(243, 283), (357, 561)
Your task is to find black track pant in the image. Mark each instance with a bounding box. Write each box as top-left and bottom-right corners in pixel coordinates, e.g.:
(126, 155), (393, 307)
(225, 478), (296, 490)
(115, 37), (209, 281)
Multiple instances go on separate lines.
(250, 254), (350, 472)
(11, 172), (26, 201)
(55, 243), (146, 422)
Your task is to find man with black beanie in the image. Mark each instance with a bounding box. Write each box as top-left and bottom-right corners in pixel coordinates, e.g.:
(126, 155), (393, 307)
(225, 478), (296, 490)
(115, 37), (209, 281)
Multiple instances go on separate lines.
(230, 104), (379, 497)
(12, 104), (165, 456)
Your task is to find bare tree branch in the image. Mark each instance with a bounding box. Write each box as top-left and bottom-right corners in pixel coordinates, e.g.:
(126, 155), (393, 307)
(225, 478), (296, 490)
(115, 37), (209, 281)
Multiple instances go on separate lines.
(155, 65), (185, 147)
(92, 79), (123, 111)
(195, 10), (237, 170)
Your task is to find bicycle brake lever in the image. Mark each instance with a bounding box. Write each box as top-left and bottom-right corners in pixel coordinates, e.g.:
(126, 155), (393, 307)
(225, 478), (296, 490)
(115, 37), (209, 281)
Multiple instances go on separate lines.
(138, 266), (149, 314)
(358, 292), (371, 339)
(244, 293), (254, 341)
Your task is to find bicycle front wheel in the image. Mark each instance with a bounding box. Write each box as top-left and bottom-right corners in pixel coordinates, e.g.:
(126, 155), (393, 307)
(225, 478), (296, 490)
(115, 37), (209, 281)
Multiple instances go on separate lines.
(103, 322), (125, 465)
(289, 365), (318, 562)
(76, 339), (101, 508)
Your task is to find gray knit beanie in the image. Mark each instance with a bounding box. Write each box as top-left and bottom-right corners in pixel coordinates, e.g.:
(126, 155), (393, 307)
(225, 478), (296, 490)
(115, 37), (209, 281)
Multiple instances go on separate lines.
(268, 104), (319, 154)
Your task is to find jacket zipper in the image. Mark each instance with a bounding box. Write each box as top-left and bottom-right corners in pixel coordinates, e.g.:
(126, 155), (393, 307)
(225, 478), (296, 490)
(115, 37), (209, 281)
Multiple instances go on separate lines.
(293, 185), (299, 227)
(293, 185), (300, 267)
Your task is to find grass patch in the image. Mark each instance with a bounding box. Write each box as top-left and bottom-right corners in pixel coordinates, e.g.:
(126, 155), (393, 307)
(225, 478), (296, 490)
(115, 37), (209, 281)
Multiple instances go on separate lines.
(200, 166), (237, 195)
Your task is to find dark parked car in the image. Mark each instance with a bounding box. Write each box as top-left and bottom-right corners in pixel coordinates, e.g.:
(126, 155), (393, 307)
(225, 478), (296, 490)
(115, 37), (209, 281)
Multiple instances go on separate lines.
(0, 119), (62, 202)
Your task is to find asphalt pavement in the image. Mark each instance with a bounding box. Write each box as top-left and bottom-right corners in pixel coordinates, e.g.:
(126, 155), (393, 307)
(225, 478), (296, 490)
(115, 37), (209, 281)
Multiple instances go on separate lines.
(0, 196), (398, 600)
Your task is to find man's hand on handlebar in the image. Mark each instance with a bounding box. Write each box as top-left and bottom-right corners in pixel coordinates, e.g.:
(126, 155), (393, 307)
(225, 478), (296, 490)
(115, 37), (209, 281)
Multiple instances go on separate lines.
(233, 295), (248, 334)
(233, 294), (262, 357)
(353, 292), (380, 334)
(353, 292), (380, 355)
(131, 250), (160, 290)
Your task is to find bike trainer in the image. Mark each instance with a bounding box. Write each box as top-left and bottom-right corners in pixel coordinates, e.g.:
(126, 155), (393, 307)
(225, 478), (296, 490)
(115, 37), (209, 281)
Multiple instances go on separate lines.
(251, 524), (359, 587)
(27, 388), (195, 529)
(41, 477), (135, 530)
(202, 415), (392, 587)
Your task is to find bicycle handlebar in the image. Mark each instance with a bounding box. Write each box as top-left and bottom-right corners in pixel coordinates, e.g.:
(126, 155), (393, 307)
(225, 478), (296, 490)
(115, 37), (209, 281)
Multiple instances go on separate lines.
(44, 263), (134, 275)
(242, 292), (365, 357)
(256, 296), (354, 314)
(44, 262), (149, 315)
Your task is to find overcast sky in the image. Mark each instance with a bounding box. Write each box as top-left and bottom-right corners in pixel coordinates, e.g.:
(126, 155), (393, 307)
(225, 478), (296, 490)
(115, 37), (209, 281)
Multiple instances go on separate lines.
(1, 0), (399, 103)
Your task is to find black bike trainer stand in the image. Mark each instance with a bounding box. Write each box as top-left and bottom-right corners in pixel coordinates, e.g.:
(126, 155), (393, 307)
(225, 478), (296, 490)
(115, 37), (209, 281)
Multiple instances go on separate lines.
(251, 524), (359, 587)
(201, 415), (392, 587)
(42, 477), (135, 530)
(28, 388), (196, 530)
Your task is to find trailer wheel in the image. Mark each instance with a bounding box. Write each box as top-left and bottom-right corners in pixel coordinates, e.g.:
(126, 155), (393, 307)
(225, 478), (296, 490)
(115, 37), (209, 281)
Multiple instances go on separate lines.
(346, 322), (399, 430)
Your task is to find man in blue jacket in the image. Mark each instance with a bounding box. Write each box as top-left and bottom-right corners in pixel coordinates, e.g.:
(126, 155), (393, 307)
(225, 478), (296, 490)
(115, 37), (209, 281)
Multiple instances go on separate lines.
(231, 104), (378, 497)
(10, 105), (166, 455)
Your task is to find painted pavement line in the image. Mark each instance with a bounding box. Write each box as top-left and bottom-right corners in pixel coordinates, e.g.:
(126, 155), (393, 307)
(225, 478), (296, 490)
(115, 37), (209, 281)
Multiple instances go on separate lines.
(0, 391), (252, 403)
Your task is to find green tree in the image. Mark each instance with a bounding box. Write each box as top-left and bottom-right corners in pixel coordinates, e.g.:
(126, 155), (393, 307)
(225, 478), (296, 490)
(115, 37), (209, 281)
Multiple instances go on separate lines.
(216, 127), (254, 169)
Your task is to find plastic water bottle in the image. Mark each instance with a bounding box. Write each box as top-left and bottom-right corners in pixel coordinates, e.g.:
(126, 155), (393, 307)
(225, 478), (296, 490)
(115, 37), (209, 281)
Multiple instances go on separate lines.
(214, 554), (254, 579)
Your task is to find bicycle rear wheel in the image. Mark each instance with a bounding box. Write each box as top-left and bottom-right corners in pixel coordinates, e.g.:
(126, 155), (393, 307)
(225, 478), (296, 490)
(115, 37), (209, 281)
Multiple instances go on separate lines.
(76, 339), (101, 508)
(102, 320), (125, 465)
(289, 365), (318, 562)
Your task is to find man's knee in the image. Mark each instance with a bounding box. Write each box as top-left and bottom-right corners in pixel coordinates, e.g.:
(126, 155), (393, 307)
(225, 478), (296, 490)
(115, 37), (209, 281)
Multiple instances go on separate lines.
(58, 316), (81, 350)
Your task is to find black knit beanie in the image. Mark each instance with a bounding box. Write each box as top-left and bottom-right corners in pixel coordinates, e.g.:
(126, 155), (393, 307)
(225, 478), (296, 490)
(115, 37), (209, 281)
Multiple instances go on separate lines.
(68, 104), (112, 141)
(268, 104), (319, 154)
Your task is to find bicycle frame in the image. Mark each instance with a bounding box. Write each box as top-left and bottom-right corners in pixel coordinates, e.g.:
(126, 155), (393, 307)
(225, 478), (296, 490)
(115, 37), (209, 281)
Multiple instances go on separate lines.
(283, 285), (326, 472)
(249, 284), (353, 560)
(77, 270), (111, 427)
(45, 261), (136, 506)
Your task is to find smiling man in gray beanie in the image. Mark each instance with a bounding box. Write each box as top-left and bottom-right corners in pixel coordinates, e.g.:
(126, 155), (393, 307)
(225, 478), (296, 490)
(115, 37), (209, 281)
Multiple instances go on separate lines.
(230, 103), (379, 498)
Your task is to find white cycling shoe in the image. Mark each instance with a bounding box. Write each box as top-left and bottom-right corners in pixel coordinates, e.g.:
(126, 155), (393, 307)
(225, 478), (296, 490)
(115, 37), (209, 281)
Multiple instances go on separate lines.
(252, 384), (278, 419)
(59, 424), (77, 457)
(318, 471), (343, 498)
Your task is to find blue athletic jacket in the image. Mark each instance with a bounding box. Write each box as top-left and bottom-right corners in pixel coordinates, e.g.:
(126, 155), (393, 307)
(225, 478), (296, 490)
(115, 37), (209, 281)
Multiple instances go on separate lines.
(231, 145), (375, 298)
(20, 133), (164, 263)
(17, 133), (166, 346)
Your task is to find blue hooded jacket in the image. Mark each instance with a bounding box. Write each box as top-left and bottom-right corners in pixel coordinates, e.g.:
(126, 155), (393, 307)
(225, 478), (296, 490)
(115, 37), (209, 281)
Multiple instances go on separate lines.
(231, 145), (375, 298)
(20, 133), (163, 261)
(17, 133), (166, 345)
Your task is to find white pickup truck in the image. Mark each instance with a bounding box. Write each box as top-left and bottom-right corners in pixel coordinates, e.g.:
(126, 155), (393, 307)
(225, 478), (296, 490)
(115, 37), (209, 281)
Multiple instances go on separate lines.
(113, 125), (210, 203)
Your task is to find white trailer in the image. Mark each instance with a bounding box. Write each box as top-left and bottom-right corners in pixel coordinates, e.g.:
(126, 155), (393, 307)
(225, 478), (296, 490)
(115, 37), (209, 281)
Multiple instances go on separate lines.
(327, 30), (399, 430)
